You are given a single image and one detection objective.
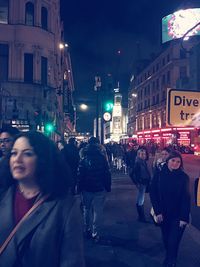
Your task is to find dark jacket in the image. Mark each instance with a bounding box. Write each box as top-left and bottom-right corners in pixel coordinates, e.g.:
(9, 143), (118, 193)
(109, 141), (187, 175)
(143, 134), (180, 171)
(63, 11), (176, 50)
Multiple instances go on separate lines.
(0, 186), (85, 267)
(61, 144), (80, 179)
(78, 144), (111, 192)
(150, 164), (191, 223)
(133, 157), (151, 185)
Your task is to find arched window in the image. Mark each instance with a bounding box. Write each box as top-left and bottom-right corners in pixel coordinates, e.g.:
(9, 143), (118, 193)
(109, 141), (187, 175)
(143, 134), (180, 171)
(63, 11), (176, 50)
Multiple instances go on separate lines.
(41, 7), (48, 30)
(0, 0), (9, 24)
(25, 2), (34, 26)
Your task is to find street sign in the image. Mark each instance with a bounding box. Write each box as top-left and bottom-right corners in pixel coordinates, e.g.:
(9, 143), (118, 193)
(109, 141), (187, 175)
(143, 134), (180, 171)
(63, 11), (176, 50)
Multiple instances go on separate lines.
(166, 88), (200, 127)
(103, 112), (112, 122)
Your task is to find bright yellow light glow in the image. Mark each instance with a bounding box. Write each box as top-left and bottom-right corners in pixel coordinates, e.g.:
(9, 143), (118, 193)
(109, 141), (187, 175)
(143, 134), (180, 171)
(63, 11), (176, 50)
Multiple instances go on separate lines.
(80, 104), (88, 110)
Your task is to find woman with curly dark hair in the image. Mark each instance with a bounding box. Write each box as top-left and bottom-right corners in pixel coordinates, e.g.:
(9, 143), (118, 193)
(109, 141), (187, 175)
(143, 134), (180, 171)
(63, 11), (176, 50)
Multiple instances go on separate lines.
(0, 131), (85, 267)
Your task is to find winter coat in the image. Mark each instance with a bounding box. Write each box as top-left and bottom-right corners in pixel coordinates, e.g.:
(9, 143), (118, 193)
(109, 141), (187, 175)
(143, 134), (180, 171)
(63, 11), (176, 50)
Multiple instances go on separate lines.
(78, 144), (111, 193)
(61, 144), (80, 179)
(133, 157), (151, 185)
(0, 186), (85, 267)
(150, 164), (191, 223)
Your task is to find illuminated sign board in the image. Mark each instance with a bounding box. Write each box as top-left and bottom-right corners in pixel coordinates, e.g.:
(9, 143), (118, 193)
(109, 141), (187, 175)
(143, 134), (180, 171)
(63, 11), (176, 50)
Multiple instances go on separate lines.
(162, 8), (200, 43)
(166, 89), (200, 127)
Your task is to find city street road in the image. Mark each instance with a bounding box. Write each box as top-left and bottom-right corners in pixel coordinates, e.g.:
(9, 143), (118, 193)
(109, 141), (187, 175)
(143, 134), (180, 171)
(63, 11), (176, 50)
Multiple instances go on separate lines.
(181, 154), (200, 230)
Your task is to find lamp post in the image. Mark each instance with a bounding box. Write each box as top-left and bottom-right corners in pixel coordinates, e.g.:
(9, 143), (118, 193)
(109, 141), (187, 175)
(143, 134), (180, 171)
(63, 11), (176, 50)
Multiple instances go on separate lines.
(94, 76), (101, 139)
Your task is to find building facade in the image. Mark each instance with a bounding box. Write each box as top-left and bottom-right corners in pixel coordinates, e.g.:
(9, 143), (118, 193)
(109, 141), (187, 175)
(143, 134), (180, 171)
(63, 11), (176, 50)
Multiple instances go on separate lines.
(128, 38), (200, 147)
(0, 0), (75, 139)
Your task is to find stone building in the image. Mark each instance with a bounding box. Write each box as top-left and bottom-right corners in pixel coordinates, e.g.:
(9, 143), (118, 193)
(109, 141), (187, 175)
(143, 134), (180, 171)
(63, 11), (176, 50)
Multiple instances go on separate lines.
(0, 0), (75, 139)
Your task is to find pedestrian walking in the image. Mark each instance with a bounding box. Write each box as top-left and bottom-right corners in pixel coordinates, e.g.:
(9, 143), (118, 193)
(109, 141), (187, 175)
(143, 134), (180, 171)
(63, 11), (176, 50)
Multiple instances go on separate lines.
(0, 131), (85, 267)
(0, 124), (20, 189)
(152, 147), (171, 175)
(133, 148), (151, 222)
(61, 137), (80, 194)
(77, 136), (111, 242)
(150, 151), (190, 267)
(0, 124), (20, 160)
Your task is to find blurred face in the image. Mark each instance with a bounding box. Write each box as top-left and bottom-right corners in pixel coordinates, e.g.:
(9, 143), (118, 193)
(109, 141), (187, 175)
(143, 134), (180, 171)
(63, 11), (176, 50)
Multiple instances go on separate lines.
(161, 150), (170, 162)
(10, 137), (37, 182)
(167, 157), (181, 171)
(0, 132), (13, 156)
(138, 150), (146, 160)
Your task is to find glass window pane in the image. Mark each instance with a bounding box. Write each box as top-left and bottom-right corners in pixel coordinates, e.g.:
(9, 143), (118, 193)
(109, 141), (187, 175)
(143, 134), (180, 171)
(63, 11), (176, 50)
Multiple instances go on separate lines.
(0, 0), (8, 24)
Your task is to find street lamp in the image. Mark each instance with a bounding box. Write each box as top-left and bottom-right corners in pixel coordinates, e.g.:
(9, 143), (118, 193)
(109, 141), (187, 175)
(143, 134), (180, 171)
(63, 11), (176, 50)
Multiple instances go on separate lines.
(80, 103), (88, 111)
(181, 21), (200, 53)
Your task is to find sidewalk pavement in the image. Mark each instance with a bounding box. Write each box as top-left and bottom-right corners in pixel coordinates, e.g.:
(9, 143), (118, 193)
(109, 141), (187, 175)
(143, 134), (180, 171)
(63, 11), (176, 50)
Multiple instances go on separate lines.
(84, 172), (200, 267)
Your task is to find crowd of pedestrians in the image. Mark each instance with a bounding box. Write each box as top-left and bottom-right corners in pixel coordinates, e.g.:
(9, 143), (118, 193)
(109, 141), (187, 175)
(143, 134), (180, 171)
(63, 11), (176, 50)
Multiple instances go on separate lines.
(0, 125), (194, 267)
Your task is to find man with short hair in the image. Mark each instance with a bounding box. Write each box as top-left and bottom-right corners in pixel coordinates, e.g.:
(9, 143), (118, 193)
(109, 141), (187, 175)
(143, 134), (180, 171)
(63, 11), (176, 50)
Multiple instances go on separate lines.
(77, 137), (111, 242)
(0, 125), (20, 160)
(0, 125), (20, 189)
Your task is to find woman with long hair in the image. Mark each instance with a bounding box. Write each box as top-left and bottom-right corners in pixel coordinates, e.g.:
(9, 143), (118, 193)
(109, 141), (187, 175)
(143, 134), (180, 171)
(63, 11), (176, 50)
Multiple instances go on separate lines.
(150, 151), (190, 267)
(0, 131), (85, 267)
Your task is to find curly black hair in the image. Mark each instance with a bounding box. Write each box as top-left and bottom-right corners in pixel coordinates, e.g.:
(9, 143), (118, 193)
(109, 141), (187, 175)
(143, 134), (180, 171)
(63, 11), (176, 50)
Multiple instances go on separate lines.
(0, 131), (73, 197)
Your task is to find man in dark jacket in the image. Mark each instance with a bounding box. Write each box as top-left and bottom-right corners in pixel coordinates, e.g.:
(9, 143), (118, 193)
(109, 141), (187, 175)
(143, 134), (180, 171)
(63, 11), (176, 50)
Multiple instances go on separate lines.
(62, 137), (80, 194)
(77, 137), (111, 242)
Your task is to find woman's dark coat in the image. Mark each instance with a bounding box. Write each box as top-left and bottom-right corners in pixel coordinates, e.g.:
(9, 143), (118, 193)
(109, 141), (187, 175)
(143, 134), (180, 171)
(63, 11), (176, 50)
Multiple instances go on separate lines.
(133, 157), (151, 185)
(150, 165), (191, 223)
(0, 186), (85, 267)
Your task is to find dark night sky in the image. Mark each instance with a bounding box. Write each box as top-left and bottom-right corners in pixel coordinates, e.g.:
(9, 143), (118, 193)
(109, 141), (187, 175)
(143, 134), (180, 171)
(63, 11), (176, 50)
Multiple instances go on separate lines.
(60, 0), (199, 132)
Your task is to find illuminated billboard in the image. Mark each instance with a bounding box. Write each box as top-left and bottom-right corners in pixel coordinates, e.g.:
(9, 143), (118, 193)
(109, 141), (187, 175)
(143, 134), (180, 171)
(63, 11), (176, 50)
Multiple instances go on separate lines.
(162, 8), (200, 43)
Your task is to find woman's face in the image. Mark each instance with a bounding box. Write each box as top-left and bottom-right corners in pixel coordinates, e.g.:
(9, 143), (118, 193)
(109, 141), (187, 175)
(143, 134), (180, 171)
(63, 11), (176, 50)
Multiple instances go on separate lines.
(161, 150), (170, 161)
(138, 150), (146, 160)
(10, 137), (37, 182)
(167, 157), (181, 171)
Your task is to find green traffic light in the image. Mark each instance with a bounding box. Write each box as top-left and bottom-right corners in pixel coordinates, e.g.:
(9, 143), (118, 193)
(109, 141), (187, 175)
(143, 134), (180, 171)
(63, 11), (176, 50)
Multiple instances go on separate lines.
(104, 102), (113, 111)
(45, 123), (55, 133)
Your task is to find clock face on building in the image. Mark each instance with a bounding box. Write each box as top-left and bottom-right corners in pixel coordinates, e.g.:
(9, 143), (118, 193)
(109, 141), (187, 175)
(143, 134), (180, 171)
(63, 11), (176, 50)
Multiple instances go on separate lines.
(103, 112), (111, 121)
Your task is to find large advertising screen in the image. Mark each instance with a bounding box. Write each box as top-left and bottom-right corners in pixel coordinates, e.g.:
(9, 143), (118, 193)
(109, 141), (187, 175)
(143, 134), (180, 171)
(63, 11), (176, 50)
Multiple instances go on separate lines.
(162, 8), (200, 43)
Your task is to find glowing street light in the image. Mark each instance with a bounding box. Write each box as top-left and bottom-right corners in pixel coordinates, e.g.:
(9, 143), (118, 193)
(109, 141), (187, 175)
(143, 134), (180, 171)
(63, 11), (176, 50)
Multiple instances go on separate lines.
(80, 104), (88, 111)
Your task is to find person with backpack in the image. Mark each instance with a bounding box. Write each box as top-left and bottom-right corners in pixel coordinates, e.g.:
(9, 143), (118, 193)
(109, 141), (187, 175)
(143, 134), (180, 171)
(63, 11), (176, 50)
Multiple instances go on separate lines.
(77, 137), (111, 242)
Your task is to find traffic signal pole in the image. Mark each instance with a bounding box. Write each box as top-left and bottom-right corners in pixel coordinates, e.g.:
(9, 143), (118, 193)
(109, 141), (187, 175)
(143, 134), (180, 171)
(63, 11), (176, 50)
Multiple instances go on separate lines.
(96, 87), (99, 139)
(94, 76), (101, 140)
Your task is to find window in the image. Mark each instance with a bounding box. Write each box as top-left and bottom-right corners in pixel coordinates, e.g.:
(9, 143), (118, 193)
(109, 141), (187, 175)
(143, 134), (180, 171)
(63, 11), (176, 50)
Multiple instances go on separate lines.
(152, 81), (155, 92)
(41, 56), (48, 85)
(167, 54), (170, 62)
(180, 66), (187, 78)
(180, 49), (186, 59)
(162, 74), (166, 85)
(156, 79), (159, 90)
(0, 44), (8, 81)
(162, 91), (166, 100)
(0, 0), (8, 24)
(156, 94), (159, 104)
(41, 7), (48, 30)
(167, 71), (170, 84)
(25, 2), (34, 26)
(24, 53), (33, 83)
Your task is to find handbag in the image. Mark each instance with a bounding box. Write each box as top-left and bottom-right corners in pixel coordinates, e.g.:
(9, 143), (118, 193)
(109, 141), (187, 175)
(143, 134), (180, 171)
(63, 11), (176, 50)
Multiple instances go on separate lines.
(0, 194), (49, 255)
